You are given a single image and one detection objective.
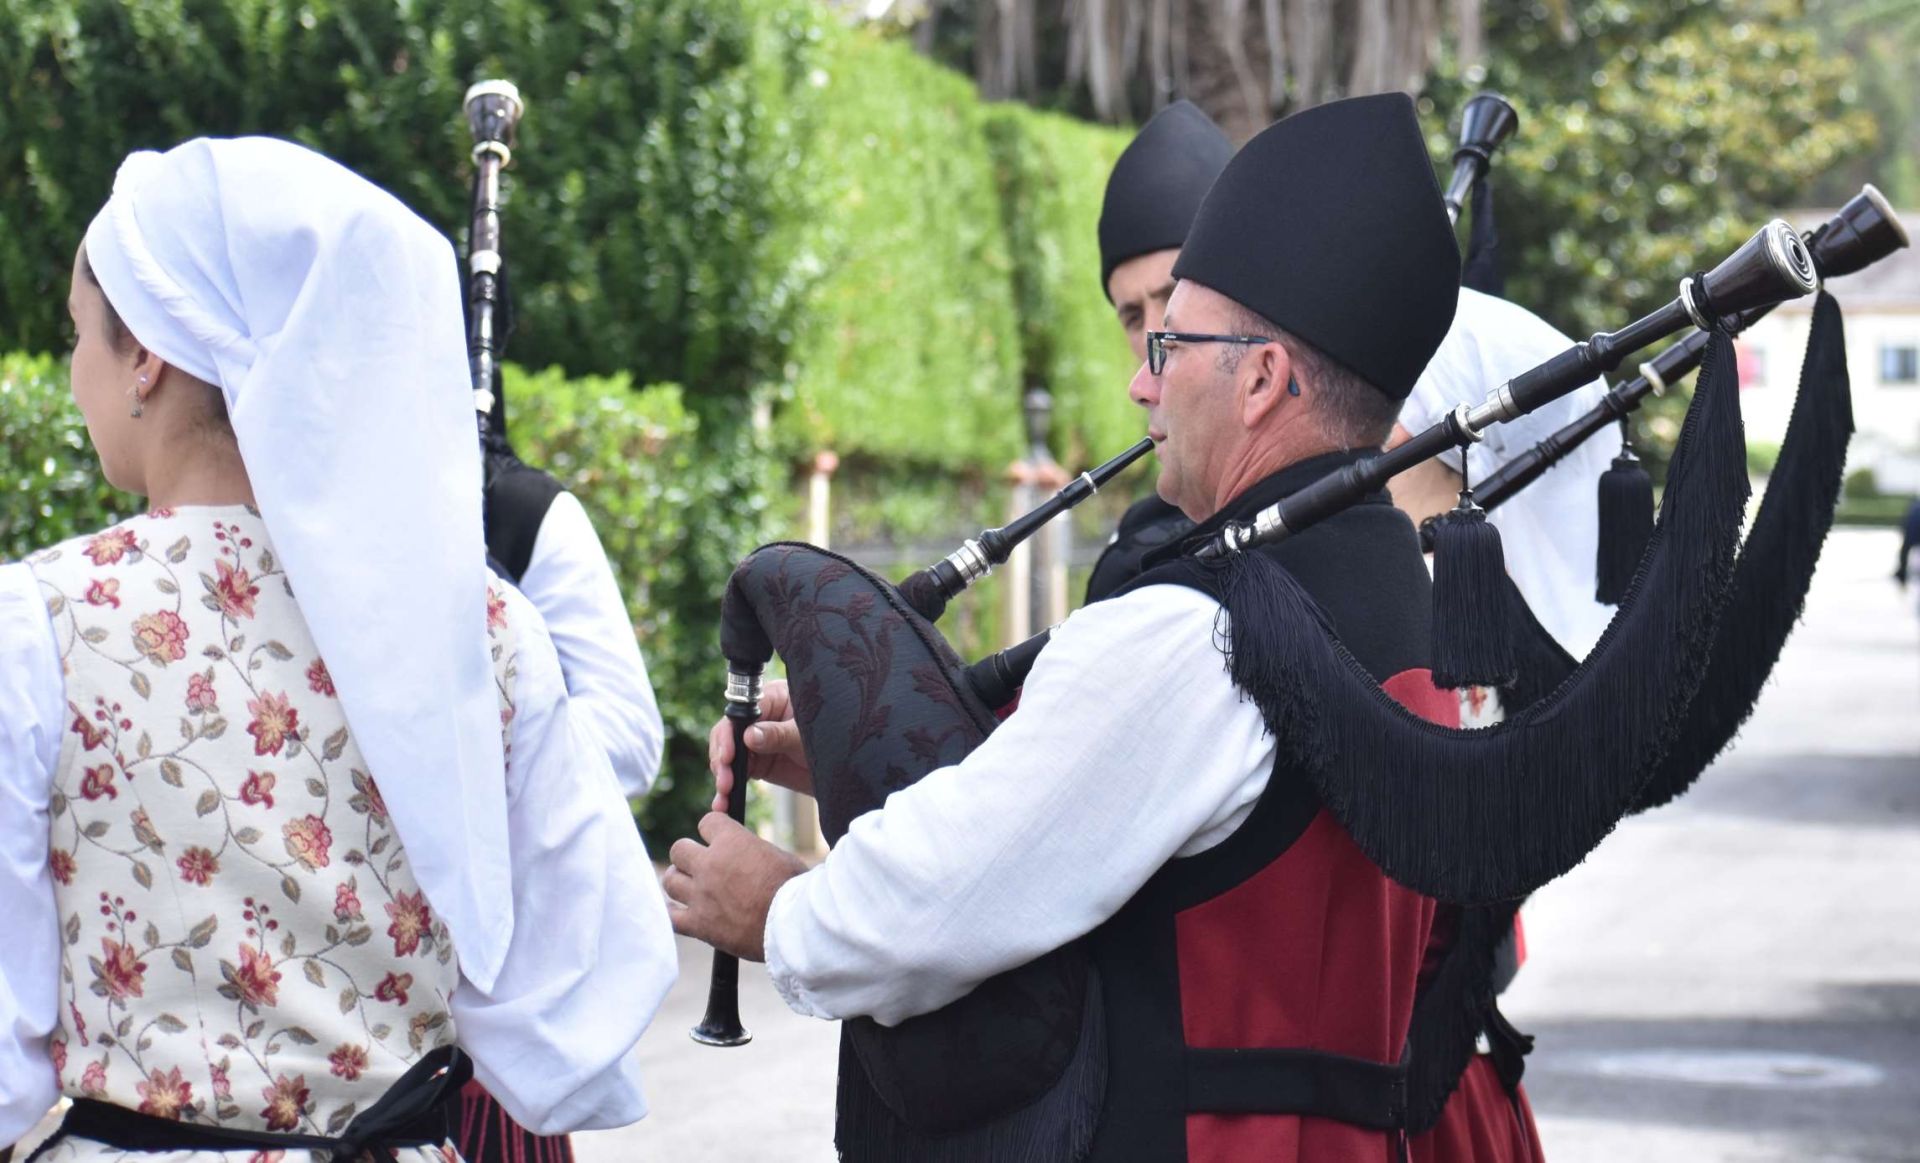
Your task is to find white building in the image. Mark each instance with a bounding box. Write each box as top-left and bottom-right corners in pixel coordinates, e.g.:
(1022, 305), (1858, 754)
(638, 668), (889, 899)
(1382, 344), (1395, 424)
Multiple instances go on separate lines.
(1737, 206), (1920, 493)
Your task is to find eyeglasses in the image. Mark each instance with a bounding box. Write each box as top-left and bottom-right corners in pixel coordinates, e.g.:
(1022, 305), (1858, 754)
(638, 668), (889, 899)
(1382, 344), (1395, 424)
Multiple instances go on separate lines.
(1145, 330), (1274, 375)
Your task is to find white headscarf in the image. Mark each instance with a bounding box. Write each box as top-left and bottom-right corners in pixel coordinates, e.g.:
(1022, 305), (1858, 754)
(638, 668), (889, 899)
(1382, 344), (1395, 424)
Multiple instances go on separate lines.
(84, 137), (514, 991)
(1401, 287), (1623, 658)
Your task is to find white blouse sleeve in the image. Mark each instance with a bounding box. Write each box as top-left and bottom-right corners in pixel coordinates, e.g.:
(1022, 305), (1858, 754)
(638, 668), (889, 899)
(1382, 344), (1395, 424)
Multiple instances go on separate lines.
(517, 492), (666, 798)
(762, 584), (1276, 1028)
(0, 564), (63, 1147)
(448, 585), (677, 1134)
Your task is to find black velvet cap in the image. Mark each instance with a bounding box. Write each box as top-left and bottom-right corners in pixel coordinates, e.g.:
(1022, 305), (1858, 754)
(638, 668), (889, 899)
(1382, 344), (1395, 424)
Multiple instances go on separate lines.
(1098, 100), (1234, 299)
(1171, 93), (1459, 400)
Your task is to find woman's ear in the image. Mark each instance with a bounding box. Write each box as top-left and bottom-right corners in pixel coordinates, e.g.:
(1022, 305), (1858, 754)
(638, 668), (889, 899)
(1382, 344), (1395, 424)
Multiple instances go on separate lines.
(130, 348), (169, 407)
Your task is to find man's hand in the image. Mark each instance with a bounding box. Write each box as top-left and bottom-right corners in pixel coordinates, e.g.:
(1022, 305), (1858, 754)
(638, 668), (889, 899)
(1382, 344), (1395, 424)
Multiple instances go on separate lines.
(664, 813), (809, 962)
(707, 678), (813, 812)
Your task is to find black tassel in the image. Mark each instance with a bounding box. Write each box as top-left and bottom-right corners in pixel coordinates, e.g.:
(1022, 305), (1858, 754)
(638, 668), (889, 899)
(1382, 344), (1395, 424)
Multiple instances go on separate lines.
(1595, 418), (1656, 605)
(1634, 291), (1854, 812)
(1429, 502), (1519, 689)
(1200, 329), (1749, 904)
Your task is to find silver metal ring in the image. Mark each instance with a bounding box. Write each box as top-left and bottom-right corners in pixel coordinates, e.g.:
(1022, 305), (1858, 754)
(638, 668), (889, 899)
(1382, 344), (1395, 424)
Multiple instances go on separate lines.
(473, 388), (495, 414)
(1763, 218), (1819, 294)
(725, 670), (763, 706)
(1078, 471), (1097, 494)
(1450, 402), (1486, 444)
(471, 141), (513, 165)
(1679, 276), (1713, 332)
(468, 250), (502, 276)
(942, 539), (991, 585)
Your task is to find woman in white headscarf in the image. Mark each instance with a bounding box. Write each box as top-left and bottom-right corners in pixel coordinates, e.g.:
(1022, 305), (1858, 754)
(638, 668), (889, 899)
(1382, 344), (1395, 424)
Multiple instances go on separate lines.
(0, 137), (676, 1161)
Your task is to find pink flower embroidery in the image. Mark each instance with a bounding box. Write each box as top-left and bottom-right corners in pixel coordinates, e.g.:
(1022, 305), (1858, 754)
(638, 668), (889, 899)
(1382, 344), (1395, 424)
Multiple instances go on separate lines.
(79, 764), (118, 802)
(373, 971), (413, 1006)
(94, 936), (147, 1000)
(282, 815), (332, 871)
(306, 658), (335, 697)
(260, 1073), (310, 1132)
(333, 879), (363, 922)
(486, 587), (508, 631)
(246, 692), (299, 757)
(49, 1036), (66, 1078)
(212, 558), (260, 621)
(248, 1153), (286, 1163)
(385, 890), (432, 957)
(211, 1060), (232, 1099)
(240, 770), (277, 808)
(131, 610), (190, 666)
(71, 711), (108, 751)
(177, 846), (220, 886)
(363, 779), (388, 822)
(84, 529), (138, 566)
(230, 944), (282, 1010)
(85, 578), (121, 609)
(327, 1043), (369, 1081)
(80, 1058), (108, 1097)
(50, 848), (75, 885)
(69, 1003), (87, 1046)
(186, 670), (218, 713)
(137, 1065), (194, 1119)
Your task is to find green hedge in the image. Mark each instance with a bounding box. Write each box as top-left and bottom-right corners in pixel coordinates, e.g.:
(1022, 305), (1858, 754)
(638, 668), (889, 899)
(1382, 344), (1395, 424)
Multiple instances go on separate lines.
(0, 0), (822, 398)
(984, 104), (1141, 464)
(0, 353), (134, 561)
(780, 30), (1024, 469)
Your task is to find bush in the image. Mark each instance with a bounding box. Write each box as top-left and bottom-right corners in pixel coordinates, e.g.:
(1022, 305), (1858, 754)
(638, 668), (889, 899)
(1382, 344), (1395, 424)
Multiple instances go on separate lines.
(0, 353), (133, 561)
(500, 364), (779, 846)
(983, 103), (1142, 465)
(779, 29), (1024, 470)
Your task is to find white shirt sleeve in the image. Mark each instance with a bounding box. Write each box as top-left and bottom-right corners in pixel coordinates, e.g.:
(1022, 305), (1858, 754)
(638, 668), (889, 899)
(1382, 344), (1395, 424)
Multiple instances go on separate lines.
(517, 491), (665, 798)
(763, 584), (1274, 1028)
(0, 564), (63, 1146)
(449, 585), (678, 1134)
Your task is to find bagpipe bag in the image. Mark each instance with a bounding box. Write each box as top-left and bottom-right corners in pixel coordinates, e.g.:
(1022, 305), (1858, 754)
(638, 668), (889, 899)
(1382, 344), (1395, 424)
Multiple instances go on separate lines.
(720, 546), (1105, 1161)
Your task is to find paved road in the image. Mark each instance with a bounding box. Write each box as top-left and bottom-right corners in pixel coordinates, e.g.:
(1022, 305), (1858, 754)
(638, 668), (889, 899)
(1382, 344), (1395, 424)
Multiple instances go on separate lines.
(1501, 528), (1920, 1162)
(572, 528), (1920, 1162)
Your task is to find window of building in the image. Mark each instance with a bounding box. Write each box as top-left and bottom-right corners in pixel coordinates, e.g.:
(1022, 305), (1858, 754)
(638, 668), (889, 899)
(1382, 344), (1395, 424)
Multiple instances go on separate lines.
(1880, 343), (1919, 385)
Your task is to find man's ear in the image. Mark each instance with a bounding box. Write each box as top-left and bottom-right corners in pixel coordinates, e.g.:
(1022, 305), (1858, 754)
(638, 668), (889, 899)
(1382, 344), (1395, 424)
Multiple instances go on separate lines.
(1240, 341), (1293, 428)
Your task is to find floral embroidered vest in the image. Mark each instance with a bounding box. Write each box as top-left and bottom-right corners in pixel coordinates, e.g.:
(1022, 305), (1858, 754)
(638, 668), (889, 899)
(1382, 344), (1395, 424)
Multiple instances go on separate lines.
(28, 506), (516, 1138)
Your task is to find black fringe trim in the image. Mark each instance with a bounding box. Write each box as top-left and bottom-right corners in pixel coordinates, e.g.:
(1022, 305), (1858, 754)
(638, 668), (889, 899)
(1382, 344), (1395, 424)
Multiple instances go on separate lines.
(1404, 900), (1523, 1134)
(1634, 291), (1853, 811)
(1203, 330), (1749, 904)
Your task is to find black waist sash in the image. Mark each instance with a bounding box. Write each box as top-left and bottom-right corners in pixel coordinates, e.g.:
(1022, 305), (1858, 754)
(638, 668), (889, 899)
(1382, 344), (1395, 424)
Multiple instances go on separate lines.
(27, 1045), (469, 1163)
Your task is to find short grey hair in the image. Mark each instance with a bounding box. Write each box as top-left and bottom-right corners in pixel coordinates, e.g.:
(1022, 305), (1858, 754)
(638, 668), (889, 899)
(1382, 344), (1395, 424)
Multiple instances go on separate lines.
(1219, 302), (1401, 450)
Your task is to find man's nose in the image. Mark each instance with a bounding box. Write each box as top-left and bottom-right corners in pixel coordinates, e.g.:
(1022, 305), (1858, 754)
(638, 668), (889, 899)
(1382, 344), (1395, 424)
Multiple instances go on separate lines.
(1129, 362), (1158, 408)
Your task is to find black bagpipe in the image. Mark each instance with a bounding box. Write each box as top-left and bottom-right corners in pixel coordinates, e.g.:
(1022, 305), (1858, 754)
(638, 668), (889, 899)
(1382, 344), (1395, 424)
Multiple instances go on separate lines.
(460, 80), (567, 584)
(698, 219), (1820, 1157)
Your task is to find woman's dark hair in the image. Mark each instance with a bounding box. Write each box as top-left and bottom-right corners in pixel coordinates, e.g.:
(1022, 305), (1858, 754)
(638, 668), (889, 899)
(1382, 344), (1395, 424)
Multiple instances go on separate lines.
(77, 247), (135, 354)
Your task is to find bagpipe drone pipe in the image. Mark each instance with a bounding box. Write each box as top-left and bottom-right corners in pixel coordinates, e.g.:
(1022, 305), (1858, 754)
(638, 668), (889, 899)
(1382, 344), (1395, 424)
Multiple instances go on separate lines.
(458, 79), (567, 585)
(701, 220), (1818, 1158)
